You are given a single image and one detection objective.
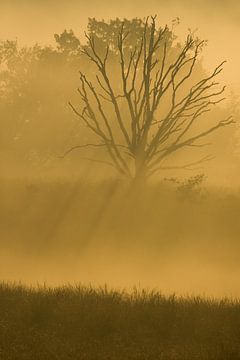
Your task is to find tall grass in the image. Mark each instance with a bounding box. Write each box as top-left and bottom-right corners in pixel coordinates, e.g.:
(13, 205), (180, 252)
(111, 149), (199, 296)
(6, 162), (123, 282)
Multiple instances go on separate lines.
(0, 282), (240, 359)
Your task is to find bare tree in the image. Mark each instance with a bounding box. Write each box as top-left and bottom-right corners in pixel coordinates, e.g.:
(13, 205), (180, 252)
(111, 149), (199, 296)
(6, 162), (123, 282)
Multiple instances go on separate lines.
(66, 16), (234, 180)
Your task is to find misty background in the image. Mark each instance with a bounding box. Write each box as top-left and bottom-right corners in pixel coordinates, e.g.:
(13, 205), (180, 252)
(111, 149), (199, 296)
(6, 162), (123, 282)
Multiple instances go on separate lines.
(0, 1), (240, 297)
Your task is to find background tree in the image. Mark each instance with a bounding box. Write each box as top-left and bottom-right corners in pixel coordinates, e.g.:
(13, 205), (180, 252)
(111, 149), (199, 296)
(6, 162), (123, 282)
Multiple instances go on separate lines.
(0, 34), (82, 175)
(68, 16), (234, 180)
(87, 17), (174, 55)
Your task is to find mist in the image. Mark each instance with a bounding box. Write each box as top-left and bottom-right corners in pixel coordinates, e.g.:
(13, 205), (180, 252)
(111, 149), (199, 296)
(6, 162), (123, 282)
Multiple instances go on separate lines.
(1, 0), (240, 92)
(1, 2), (240, 298)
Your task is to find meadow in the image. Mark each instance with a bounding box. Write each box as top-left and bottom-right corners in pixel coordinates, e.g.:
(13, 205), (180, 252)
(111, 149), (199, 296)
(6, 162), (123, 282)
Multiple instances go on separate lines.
(0, 282), (240, 360)
(1, 178), (240, 359)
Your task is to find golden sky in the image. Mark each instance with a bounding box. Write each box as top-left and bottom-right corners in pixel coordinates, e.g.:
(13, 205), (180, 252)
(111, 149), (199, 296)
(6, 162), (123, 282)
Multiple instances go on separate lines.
(0, 0), (240, 92)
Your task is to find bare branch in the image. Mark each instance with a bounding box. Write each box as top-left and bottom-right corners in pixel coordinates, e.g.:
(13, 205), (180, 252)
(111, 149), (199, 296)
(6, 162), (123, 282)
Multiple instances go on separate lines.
(60, 143), (108, 158)
(148, 155), (214, 176)
(69, 17), (233, 179)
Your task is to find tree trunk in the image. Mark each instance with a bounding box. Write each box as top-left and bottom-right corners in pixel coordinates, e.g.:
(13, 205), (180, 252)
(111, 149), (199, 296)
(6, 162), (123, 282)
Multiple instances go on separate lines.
(133, 150), (147, 188)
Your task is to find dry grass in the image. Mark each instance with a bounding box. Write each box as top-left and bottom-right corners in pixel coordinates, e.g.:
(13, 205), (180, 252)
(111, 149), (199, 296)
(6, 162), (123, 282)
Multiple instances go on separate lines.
(0, 282), (240, 359)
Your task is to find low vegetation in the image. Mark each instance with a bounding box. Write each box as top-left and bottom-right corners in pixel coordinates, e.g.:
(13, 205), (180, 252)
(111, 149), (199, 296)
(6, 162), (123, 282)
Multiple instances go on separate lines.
(0, 282), (240, 360)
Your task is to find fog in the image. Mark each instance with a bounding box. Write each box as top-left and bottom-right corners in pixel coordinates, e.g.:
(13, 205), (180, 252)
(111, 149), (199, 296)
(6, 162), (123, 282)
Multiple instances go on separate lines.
(1, 178), (240, 297)
(0, 1), (240, 297)
(1, 0), (240, 92)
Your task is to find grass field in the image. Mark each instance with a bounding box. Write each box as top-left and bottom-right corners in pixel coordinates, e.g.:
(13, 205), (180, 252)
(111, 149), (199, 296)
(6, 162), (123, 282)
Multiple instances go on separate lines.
(0, 283), (240, 360)
(1, 179), (240, 358)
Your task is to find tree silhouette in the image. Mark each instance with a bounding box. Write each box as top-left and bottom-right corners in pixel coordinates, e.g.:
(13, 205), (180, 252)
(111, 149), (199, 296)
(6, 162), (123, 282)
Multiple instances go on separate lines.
(67, 16), (234, 180)
(86, 17), (174, 56)
(54, 29), (81, 56)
